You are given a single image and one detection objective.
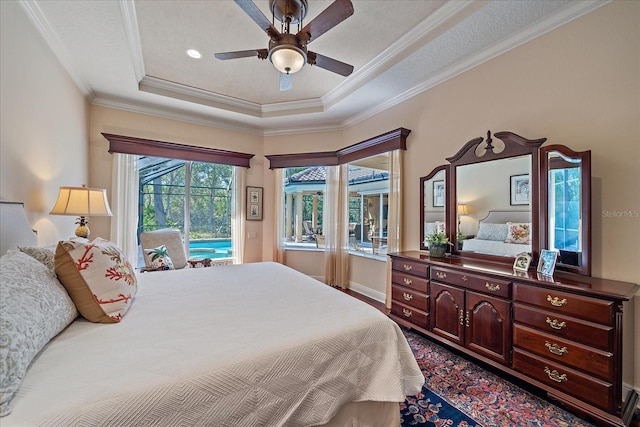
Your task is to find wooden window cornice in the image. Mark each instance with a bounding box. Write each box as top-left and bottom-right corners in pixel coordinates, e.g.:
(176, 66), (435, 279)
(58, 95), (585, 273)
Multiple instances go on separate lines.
(265, 127), (411, 169)
(103, 133), (254, 168)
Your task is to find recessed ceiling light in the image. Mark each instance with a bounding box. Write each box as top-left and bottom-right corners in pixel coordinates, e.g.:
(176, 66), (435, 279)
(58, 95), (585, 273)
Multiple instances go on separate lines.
(186, 49), (202, 59)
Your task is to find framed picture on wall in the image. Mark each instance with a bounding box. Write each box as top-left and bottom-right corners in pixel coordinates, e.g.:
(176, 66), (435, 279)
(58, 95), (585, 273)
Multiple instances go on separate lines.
(246, 186), (263, 221)
(433, 180), (445, 207)
(510, 174), (530, 205)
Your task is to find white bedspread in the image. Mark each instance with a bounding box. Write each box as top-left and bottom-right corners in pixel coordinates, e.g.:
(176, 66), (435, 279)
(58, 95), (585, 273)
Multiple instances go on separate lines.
(4, 262), (424, 426)
(462, 238), (531, 257)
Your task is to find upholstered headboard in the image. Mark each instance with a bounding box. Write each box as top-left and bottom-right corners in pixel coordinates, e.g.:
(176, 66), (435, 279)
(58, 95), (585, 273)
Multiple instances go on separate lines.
(479, 210), (531, 224)
(0, 201), (37, 255)
(424, 212), (445, 223)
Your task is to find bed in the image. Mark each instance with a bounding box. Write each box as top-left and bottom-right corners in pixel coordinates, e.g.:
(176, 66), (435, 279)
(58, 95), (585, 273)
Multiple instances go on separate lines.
(0, 201), (424, 426)
(423, 211), (445, 239)
(461, 210), (532, 257)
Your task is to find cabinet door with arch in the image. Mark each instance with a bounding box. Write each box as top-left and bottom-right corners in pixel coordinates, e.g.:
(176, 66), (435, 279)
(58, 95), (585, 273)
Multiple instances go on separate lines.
(430, 282), (465, 346)
(465, 290), (512, 365)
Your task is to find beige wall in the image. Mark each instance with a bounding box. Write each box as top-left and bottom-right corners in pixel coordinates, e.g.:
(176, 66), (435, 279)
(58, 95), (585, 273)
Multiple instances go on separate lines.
(2, 0), (638, 399)
(0, 1), (90, 245)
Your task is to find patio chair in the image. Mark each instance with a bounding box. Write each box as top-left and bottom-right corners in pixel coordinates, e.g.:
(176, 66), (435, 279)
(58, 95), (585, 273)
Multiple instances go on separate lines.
(303, 221), (316, 241)
(140, 228), (189, 270)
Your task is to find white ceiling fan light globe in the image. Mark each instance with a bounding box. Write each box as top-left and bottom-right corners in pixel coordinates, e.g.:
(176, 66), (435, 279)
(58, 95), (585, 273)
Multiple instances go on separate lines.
(270, 45), (306, 74)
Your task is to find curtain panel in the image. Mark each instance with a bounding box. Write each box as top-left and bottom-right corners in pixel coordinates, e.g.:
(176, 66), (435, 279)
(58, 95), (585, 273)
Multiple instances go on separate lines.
(110, 153), (139, 267)
(385, 149), (403, 308)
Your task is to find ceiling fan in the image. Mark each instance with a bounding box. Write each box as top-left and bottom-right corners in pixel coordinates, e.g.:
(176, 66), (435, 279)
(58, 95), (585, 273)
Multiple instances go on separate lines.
(215, 0), (355, 91)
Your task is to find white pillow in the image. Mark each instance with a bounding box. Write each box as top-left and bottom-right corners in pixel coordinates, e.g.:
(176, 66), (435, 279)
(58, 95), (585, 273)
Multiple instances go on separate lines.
(476, 223), (509, 241)
(18, 245), (56, 272)
(0, 250), (78, 416)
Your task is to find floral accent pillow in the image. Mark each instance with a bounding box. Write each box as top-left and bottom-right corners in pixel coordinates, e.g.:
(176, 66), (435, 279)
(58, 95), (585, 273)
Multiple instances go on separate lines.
(476, 223), (509, 241)
(143, 245), (175, 270)
(0, 251), (78, 416)
(505, 222), (531, 244)
(55, 237), (137, 323)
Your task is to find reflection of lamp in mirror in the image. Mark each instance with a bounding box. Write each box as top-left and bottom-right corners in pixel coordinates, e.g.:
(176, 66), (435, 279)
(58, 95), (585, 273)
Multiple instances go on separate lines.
(50, 185), (112, 238)
(457, 203), (468, 234)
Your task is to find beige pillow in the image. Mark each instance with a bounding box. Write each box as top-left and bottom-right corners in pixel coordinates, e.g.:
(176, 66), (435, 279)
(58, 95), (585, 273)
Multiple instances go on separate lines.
(55, 238), (137, 323)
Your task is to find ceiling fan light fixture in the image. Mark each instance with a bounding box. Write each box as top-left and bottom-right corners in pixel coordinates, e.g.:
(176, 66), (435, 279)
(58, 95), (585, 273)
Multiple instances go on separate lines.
(269, 44), (306, 74)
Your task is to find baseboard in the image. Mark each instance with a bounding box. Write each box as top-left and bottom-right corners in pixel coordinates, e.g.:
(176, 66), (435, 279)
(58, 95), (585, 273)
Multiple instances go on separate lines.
(348, 281), (386, 304)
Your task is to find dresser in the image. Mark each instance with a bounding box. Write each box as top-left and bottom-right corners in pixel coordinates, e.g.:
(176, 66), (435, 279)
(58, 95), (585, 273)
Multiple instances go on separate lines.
(389, 251), (638, 427)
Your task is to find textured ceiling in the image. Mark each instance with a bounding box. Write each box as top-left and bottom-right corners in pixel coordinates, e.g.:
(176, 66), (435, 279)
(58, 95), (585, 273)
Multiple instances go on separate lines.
(20, 0), (605, 135)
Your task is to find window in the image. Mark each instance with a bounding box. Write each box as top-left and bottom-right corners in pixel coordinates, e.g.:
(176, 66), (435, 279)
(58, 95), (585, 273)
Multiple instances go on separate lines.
(347, 155), (389, 256)
(138, 156), (234, 263)
(282, 166), (326, 248)
(549, 166), (581, 251)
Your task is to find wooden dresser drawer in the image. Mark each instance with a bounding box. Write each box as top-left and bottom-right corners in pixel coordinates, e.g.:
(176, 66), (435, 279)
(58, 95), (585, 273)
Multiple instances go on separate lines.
(391, 270), (428, 293)
(392, 258), (429, 277)
(513, 284), (613, 325)
(392, 285), (428, 312)
(431, 267), (510, 299)
(513, 303), (613, 351)
(391, 301), (429, 329)
(513, 324), (613, 381)
(513, 348), (613, 412)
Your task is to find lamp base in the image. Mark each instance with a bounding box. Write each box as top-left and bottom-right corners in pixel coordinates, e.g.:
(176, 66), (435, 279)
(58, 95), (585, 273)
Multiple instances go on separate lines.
(75, 216), (90, 238)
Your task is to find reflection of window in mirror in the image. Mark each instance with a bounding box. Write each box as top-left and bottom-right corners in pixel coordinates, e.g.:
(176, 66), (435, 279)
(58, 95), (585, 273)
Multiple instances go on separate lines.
(348, 153), (390, 256)
(547, 152), (582, 255)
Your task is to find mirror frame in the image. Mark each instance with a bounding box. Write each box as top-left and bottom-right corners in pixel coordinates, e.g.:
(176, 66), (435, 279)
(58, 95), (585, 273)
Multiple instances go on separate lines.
(540, 144), (591, 276)
(420, 165), (449, 251)
(446, 131), (547, 263)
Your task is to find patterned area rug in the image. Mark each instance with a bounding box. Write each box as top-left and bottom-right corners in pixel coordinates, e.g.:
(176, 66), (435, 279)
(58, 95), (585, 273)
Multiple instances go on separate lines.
(401, 328), (595, 427)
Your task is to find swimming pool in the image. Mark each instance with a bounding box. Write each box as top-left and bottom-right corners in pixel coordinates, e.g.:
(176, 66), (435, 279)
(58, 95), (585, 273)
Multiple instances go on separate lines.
(189, 239), (232, 259)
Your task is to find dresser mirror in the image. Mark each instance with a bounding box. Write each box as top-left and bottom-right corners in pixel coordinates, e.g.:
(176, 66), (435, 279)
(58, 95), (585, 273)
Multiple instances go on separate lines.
(418, 131), (593, 276)
(419, 165), (448, 251)
(540, 144), (591, 276)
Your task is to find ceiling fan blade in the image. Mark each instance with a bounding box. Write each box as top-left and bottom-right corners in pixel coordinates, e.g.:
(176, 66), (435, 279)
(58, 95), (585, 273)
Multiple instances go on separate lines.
(297, 0), (354, 43)
(280, 73), (293, 91)
(215, 49), (268, 60)
(307, 51), (354, 77)
(233, 0), (280, 38)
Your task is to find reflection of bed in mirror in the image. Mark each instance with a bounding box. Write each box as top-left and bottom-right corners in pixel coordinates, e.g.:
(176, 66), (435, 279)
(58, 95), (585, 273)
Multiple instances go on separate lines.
(423, 211), (445, 240)
(462, 210), (531, 257)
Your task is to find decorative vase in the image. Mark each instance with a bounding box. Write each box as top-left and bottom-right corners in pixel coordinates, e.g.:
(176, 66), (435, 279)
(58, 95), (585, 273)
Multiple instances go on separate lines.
(429, 243), (447, 257)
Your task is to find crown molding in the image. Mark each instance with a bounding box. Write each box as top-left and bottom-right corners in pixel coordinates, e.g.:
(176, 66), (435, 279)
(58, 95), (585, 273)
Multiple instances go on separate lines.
(18, 0), (94, 99)
(322, 0), (480, 111)
(343, 0), (609, 129)
(91, 94), (264, 136)
(119, 0), (145, 82)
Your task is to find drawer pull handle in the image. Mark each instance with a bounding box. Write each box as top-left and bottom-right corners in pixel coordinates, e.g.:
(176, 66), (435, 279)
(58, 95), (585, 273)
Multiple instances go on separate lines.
(461, 276), (468, 281)
(402, 308), (413, 318)
(485, 282), (500, 292)
(436, 272), (447, 279)
(403, 292), (413, 301)
(403, 278), (413, 286)
(544, 367), (568, 383)
(403, 264), (412, 271)
(547, 295), (568, 307)
(546, 317), (567, 330)
(459, 309), (464, 325)
(545, 341), (568, 356)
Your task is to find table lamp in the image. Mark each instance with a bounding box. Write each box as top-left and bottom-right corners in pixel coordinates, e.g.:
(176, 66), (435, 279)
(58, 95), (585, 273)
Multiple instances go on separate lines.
(50, 185), (112, 238)
(457, 203), (468, 234)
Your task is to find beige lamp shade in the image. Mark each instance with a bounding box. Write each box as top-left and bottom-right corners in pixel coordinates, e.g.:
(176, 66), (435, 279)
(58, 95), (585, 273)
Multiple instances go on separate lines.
(458, 204), (469, 215)
(50, 185), (112, 238)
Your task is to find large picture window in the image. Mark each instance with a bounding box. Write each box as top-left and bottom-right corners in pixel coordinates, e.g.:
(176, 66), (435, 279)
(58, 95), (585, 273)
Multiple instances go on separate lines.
(138, 156), (234, 264)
